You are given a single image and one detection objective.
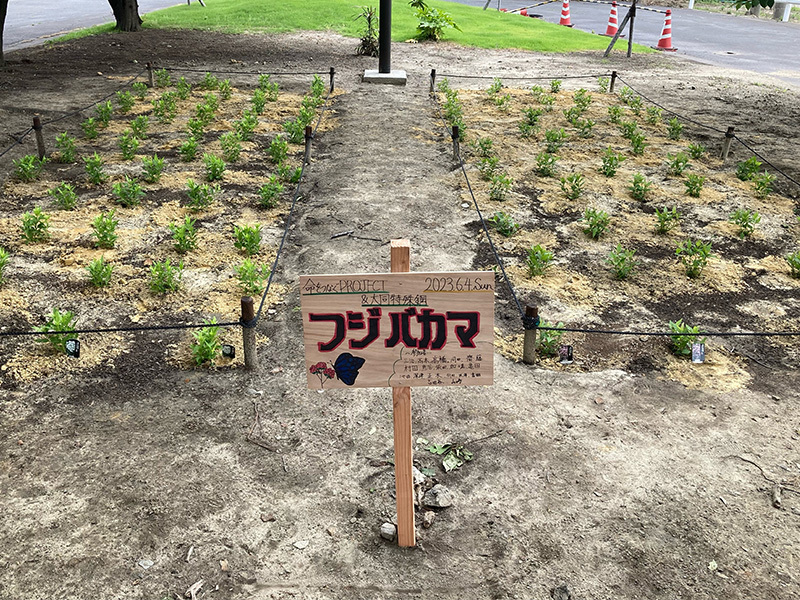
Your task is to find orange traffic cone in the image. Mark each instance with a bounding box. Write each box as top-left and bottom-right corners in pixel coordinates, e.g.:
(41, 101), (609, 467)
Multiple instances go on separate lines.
(602, 2), (620, 37)
(655, 9), (677, 51)
(559, 0), (573, 27)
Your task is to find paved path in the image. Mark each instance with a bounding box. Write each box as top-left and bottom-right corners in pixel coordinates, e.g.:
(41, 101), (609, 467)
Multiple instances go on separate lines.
(448, 0), (800, 87)
(4, 0), (183, 51)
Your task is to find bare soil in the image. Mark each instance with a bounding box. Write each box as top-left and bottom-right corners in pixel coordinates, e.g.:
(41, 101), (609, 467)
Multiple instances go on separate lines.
(0, 29), (799, 600)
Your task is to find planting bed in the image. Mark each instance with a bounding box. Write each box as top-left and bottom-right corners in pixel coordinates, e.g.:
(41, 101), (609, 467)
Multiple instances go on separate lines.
(0, 69), (334, 387)
(440, 79), (800, 384)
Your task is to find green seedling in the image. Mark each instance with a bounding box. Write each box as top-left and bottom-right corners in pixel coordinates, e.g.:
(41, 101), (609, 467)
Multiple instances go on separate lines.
(218, 79), (232, 101)
(0, 247), (9, 285)
(84, 152), (107, 185)
(91, 210), (118, 249)
(654, 206), (681, 234)
(645, 106), (662, 125)
(258, 176), (284, 209)
(176, 77), (192, 100)
(14, 155), (46, 182)
(684, 173), (705, 197)
(276, 162), (302, 184)
(487, 77), (503, 96)
(573, 88), (592, 110)
(236, 258), (271, 295)
(258, 74), (279, 101)
(488, 211), (520, 237)
(607, 243), (638, 279)
(95, 100), (113, 126)
(191, 318), (221, 366)
(597, 76), (610, 93)
(235, 109), (259, 142)
(187, 117), (206, 140)
(82, 117), (99, 139)
(668, 319), (705, 357)
(599, 147), (625, 177)
(619, 120), (639, 140)
(118, 130), (140, 160)
(55, 132), (76, 163)
(86, 257), (114, 287)
(112, 176), (145, 208)
(141, 154), (165, 183)
(582, 208), (610, 240)
(203, 153), (226, 181)
(220, 132), (242, 163)
(132, 81), (148, 99)
(544, 128), (566, 153)
(753, 171), (775, 199)
(130, 115), (149, 139)
(629, 173), (651, 202)
(730, 209), (761, 238)
(268, 134), (289, 164)
(116, 90), (135, 113)
(667, 117), (684, 140)
(736, 156), (762, 181)
(786, 251), (800, 278)
(180, 138), (199, 162)
(478, 156), (499, 181)
(169, 216), (198, 254)
(21, 207), (50, 243)
(149, 259), (183, 294)
(526, 245), (554, 277)
(472, 137), (494, 158)
(560, 173), (585, 200)
(535, 152), (558, 177)
(185, 179), (219, 212)
(575, 119), (595, 138)
(234, 224), (262, 256)
(155, 68), (171, 88)
(48, 182), (78, 210)
(549, 79), (562, 93)
(489, 172), (512, 201)
(630, 132), (647, 155)
(199, 72), (219, 91)
(35, 308), (77, 354)
(676, 239), (712, 278)
(607, 105), (624, 124)
(251, 88), (268, 114)
(537, 320), (564, 357)
(667, 152), (690, 176)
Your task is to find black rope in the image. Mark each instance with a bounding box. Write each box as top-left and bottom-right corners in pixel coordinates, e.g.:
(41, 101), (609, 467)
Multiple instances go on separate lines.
(732, 134), (800, 189)
(0, 127), (34, 159)
(155, 65), (327, 77)
(537, 325), (800, 337)
(615, 75), (727, 134)
(438, 73), (611, 81)
(429, 91), (527, 322)
(0, 320), (241, 339)
(253, 86), (334, 324)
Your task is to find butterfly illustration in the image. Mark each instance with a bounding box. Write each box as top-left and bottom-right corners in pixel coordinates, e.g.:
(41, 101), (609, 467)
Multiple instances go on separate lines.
(333, 353), (366, 386)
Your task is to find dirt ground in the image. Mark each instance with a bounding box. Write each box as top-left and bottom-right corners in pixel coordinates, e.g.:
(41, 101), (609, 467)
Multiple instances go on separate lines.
(0, 29), (799, 600)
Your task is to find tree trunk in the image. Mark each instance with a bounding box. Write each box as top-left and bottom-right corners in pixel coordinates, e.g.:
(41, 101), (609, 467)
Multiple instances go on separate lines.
(0, 0), (9, 66)
(108, 0), (143, 32)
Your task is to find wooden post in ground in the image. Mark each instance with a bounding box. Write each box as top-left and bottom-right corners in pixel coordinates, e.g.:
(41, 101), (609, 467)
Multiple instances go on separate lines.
(610, 70), (618, 94)
(430, 69), (437, 94)
(627, 0), (637, 58)
(452, 125), (460, 163)
(720, 126), (735, 163)
(329, 66), (335, 93)
(32, 116), (45, 160)
(390, 239), (415, 547)
(522, 305), (539, 365)
(241, 296), (258, 370)
(304, 125), (313, 166)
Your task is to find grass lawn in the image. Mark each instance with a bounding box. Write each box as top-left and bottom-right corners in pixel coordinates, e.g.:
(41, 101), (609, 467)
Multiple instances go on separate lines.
(58, 0), (652, 54)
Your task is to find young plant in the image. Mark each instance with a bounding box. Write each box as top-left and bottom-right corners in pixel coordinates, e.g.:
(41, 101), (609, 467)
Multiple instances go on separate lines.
(132, 81), (148, 100)
(152, 93), (178, 124)
(539, 94), (556, 111)
(191, 318), (221, 366)
(14, 155), (46, 182)
(412, 2), (460, 41)
(472, 137), (494, 158)
(668, 319), (705, 357)
(544, 128), (566, 153)
(116, 90), (135, 113)
(573, 88), (592, 111)
(130, 115), (149, 139)
(629, 173), (651, 202)
(730, 208), (761, 238)
(203, 153), (226, 181)
(599, 147), (625, 177)
(258, 176), (284, 209)
(598, 76), (610, 93)
(549, 79), (562, 93)
(112, 176), (145, 208)
(35, 308), (77, 353)
(91, 210), (118, 249)
(185, 179), (219, 212)
(560, 173), (585, 200)
(84, 152), (107, 185)
(234, 224), (262, 256)
(526, 244), (554, 277)
(355, 4), (380, 56)
(645, 106), (662, 125)
(654, 206), (681, 234)
(785, 251), (800, 278)
(176, 77), (192, 100)
(684, 173), (705, 197)
(667, 117), (684, 141)
(537, 320), (564, 357)
(155, 68), (172, 88)
(220, 132), (242, 163)
(149, 259), (184, 294)
(169, 216), (198, 254)
(55, 132), (77, 163)
(489, 173), (512, 201)
(582, 208), (610, 240)
(235, 109), (259, 142)
(619, 120), (639, 140)
(535, 152), (558, 177)
(630, 132), (647, 156)
(676, 239), (712, 278)
(478, 156), (499, 181)
(607, 105), (624, 124)
(20, 207), (50, 243)
(488, 211), (520, 237)
(487, 77), (503, 96)
(282, 117), (306, 145)
(687, 142), (706, 160)
(666, 152), (690, 176)
(494, 93), (511, 112)
(199, 72), (219, 91)
(276, 162), (302, 184)
(258, 74), (279, 101)
(530, 84), (545, 99)
(141, 154), (165, 183)
(563, 106), (581, 124)
(118, 130), (140, 160)
(0, 247), (9, 285)
(180, 138), (199, 162)
(251, 88), (268, 114)
(187, 117), (206, 140)
(575, 119), (595, 138)
(753, 171), (775, 199)
(627, 95), (643, 116)
(268, 134), (289, 164)
(48, 182), (78, 210)
(607, 243), (638, 279)
(236, 258), (270, 295)
(81, 117), (99, 139)
(95, 100), (113, 126)
(736, 156), (762, 181)
(86, 257), (114, 287)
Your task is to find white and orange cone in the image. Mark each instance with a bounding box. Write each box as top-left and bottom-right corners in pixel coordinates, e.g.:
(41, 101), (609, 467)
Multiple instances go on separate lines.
(559, 0), (573, 27)
(654, 9), (677, 51)
(603, 2), (620, 37)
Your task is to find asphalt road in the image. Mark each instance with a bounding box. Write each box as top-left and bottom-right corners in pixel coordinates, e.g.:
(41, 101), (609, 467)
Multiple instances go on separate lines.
(4, 0), (183, 51)
(449, 0), (800, 86)
(4, 0), (800, 86)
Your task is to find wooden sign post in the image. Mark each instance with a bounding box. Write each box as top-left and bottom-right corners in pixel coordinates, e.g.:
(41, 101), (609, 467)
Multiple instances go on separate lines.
(300, 240), (494, 547)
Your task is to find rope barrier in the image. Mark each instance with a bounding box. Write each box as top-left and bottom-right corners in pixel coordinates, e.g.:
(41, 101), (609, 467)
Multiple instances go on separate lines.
(0, 127), (35, 159)
(576, 0), (667, 14)
(732, 134), (800, 189)
(437, 73), (611, 81)
(154, 65), (328, 77)
(0, 320), (242, 339)
(430, 76), (800, 340)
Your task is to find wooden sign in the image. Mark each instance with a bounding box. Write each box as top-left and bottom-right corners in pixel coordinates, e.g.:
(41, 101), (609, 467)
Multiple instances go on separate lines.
(300, 271), (494, 390)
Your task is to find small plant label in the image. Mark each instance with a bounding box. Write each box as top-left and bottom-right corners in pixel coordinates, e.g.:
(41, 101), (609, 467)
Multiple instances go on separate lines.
(65, 339), (80, 358)
(691, 342), (705, 364)
(300, 272), (495, 389)
(559, 344), (574, 365)
(221, 344), (235, 358)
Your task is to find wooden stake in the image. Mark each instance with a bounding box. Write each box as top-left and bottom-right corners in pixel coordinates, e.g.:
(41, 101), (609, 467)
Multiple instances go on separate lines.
(304, 125), (313, 166)
(241, 296), (258, 370)
(32, 116), (45, 160)
(522, 305), (539, 365)
(452, 126), (460, 162)
(627, 0), (637, 59)
(390, 239), (415, 548)
(430, 68), (437, 94)
(721, 126), (735, 162)
(610, 70), (618, 94)
(329, 66), (335, 93)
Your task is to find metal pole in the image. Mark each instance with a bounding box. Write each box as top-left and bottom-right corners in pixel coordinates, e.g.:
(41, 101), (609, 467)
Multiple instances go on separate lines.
(379, 0), (392, 74)
(627, 0), (637, 58)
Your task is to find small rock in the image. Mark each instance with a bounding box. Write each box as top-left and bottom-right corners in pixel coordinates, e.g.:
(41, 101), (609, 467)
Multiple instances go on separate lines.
(260, 513), (276, 523)
(380, 522), (397, 541)
(423, 484), (454, 508)
(423, 511), (435, 529)
(137, 558), (154, 570)
(293, 540), (309, 550)
(326, 527), (336, 537)
(551, 583), (572, 600)
(412, 466), (427, 486)
(219, 559), (228, 572)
